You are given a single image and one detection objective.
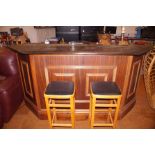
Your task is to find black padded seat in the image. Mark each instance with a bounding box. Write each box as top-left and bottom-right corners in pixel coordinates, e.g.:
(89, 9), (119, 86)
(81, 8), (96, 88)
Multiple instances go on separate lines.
(45, 81), (74, 95)
(92, 81), (121, 95)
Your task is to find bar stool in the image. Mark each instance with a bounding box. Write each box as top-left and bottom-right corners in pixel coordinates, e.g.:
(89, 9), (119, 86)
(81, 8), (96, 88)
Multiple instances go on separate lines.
(44, 81), (75, 128)
(89, 81), (122, 128)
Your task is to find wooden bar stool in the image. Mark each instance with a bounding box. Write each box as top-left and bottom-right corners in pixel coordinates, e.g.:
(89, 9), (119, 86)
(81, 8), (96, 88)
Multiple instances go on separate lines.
(44, 81), (75, 128)
(89, 81), (122, 128)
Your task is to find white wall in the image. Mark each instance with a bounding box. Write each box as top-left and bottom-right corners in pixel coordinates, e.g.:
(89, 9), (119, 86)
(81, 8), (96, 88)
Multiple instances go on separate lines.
(115, 26), (137, 37)
(0, 26), (56, 43)
(35, 28), (56, 43)
(0, 26), (37, 42)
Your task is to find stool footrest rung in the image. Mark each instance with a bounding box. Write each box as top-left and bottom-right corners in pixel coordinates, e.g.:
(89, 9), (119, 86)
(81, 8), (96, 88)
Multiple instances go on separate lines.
(49, 104), (71, 108)
(93, 123), (113, 127)
(52, 109), (71, 112)
(95, 104), (117, 107)
(95, 109), (114, 112)
(52, 123), (72, 127)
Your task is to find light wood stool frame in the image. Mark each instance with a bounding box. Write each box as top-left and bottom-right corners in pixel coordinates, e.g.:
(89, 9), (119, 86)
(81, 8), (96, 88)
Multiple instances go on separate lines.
(44, 90), (75, 128)
(89, 87), (122, 128)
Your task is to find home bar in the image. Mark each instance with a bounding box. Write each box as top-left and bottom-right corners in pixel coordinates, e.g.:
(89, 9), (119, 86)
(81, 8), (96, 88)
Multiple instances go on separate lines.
(1, 26), (155, 128)
(8, 43), (152, 119)
(1, 3), (155, 154)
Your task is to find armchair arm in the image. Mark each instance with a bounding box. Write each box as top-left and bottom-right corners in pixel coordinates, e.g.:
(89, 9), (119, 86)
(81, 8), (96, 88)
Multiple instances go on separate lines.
(0, 75), (20, 93)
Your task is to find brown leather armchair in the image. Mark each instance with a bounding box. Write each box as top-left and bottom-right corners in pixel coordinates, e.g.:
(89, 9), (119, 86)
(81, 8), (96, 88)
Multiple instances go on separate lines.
(0, 47), (23, 128)
(0, 103), (3, 128)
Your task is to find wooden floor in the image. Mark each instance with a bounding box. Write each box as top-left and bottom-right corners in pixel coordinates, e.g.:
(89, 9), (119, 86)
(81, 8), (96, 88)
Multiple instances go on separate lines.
(3, 75), (155, 129)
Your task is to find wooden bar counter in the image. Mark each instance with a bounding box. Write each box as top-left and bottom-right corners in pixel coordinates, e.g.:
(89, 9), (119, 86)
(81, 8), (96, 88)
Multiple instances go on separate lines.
(9, 43), (153, 119)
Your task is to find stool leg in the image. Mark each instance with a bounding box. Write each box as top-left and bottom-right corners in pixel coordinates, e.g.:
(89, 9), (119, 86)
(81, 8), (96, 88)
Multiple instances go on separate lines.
(45, 97), (53, 128)
(70, 96), (75, 128)
(52, 99), (57, 121)
(107, 100), (113, 124)
(91, 96), (96, 128)
(113, 97), (121, 128)
(89, 94), (92, 126)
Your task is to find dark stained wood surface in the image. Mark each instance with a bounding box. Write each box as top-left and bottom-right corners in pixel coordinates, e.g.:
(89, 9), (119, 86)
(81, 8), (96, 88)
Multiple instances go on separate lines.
(30, 55), (128, 110)
(8, 43), (153, 56)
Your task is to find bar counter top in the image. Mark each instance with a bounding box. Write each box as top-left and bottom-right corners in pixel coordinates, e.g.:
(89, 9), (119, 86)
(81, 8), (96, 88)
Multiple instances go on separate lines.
(8, 43), (153, 56)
